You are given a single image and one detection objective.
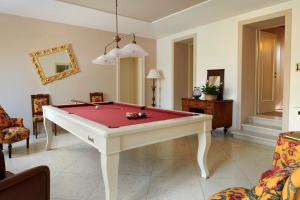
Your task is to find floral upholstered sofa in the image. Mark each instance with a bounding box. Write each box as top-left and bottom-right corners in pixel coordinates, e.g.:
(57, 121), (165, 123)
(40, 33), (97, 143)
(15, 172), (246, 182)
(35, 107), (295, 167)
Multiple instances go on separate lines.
(209, 132), (300, 200)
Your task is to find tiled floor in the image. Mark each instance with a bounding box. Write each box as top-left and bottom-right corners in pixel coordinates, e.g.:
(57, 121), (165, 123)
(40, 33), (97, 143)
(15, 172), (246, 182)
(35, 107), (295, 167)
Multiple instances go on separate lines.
(3, 130), (273, 200)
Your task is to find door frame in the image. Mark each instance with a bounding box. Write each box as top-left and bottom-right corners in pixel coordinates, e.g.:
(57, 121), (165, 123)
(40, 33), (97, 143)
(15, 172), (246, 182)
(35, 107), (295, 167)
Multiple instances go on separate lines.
(116, 57), (146, 105)
(238, 9), (292, 131)
(171, 34), (197, 109)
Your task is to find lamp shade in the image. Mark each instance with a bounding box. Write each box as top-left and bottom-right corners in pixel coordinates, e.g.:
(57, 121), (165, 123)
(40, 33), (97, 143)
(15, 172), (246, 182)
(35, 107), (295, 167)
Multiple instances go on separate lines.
(121, 42), (149, 57)
(92, 54), (116, 65)
(107, 47), (127, 58)
(146, 69), (161, 79)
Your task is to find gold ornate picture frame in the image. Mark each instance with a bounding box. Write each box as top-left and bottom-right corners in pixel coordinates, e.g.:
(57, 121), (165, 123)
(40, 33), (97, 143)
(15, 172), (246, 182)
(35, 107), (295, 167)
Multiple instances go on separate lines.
(29, 44), (80, 85)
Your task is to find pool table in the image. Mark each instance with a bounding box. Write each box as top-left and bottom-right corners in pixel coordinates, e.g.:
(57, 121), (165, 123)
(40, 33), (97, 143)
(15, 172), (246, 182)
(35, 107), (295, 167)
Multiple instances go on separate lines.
(43, 102), (212, 200)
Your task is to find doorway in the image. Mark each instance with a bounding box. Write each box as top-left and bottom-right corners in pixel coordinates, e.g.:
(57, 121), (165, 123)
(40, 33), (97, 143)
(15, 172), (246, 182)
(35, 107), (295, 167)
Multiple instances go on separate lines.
(239, 10), (292, 131)
(173, 36), (195, 110)
(257, 26), (285, 117)
(117, 57), (145, 105)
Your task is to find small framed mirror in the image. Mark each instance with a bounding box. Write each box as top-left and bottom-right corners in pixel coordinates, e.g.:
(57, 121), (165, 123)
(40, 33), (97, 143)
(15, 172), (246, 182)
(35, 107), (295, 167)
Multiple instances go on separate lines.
(30, 44), (80, 85)
(207, 69), (224, 100)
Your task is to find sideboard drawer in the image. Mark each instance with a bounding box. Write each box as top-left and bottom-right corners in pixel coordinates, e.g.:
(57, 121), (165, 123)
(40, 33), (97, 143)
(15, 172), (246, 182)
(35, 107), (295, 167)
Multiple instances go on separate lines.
(189, 100), (206, 108)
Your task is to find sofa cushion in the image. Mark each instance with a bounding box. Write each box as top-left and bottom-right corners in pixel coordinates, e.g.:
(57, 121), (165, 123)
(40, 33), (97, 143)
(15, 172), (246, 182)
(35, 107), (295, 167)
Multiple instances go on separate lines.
(0, 127), (30, 144)
(282, 168), (300, 200)
(208, 187), (252, 200)
(251, 167), (295, 200)
(0, 105), (11, 130)
(272, 132), (300, 169)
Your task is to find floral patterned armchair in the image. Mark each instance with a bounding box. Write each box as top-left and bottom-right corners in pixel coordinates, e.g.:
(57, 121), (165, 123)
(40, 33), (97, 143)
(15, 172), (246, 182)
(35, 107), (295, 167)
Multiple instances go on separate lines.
(0, 105), (30, 158)
(209, 132), (300, 200)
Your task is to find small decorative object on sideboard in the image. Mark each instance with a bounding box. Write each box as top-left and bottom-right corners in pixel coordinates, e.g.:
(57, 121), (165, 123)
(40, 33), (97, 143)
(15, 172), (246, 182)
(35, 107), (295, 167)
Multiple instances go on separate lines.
(201, 82), (222, 101)
(192, 87), (202, 99)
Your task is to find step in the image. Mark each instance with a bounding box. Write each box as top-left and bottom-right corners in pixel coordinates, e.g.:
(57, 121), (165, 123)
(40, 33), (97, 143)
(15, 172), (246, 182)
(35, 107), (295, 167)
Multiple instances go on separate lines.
(248, 115), (282, 129)
(231, 130), (277, 147)
(242, 123), (282, 137)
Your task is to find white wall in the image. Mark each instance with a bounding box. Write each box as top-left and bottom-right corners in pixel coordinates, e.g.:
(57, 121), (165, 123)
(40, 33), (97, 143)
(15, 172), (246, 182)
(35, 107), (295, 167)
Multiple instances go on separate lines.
(0, 14), (156, 132)
(157, 0), (300, 130)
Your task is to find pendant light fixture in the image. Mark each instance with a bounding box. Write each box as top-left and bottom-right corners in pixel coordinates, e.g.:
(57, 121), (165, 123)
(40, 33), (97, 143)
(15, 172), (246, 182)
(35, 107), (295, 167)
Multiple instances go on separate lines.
(92, 0), (149, 65)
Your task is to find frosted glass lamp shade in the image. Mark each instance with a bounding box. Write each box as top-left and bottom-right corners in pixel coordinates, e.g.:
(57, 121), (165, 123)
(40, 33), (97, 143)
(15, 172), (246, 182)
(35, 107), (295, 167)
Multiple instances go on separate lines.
(107, 47), (127, 58)
(122, 43), (149, 57)
(147, 69), (161, 79)
(92, 54), (116, 65)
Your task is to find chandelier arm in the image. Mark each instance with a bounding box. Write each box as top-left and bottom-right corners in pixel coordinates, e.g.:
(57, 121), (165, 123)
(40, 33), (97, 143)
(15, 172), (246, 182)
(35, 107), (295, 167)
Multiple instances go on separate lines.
(103, 33), (136, 53)
(104, 39), (118, 54)
(119, 33), (136, 43)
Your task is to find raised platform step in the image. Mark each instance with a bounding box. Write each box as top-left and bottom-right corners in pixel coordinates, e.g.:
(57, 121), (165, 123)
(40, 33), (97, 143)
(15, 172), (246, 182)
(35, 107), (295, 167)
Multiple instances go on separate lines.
(248, 115), (282, 129)
(231, 130), (277, 146)
(242, 123), (282, 137)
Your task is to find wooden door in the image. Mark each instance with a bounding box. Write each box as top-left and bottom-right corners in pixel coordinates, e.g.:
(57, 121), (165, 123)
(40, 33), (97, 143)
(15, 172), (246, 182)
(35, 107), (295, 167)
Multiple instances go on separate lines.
(257, 31), (277, 114)
(119, 58), (138, 104)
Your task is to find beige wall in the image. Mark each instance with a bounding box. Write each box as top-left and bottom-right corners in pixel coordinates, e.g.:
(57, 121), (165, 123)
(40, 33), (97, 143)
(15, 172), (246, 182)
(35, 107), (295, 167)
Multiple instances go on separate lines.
(0, 13), (156, 131)
(157, 0), (300, 130)
(241, 26), (257, 123)
(173, 42), (189, 110)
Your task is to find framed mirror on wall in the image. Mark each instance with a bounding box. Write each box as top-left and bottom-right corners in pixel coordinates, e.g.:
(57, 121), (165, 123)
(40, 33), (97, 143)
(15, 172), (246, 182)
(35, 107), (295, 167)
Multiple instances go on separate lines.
(29, 44), (80, 85)
(207, 69), (224, 100)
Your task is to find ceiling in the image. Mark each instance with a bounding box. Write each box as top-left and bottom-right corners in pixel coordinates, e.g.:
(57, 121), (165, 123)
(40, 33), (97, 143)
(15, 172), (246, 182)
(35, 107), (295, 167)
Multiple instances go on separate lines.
(58, 0), (208, 22)
(0, 0), (292, 39)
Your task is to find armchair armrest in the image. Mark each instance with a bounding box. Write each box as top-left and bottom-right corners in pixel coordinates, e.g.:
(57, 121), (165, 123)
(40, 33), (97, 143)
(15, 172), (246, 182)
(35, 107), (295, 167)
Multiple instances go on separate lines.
(10, 118), (24, 127)
(0, 166), (50, 200)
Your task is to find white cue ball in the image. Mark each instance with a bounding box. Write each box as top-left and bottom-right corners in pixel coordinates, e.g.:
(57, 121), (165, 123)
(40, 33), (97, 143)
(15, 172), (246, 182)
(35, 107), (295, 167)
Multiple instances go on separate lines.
(95, 105), (100, 109)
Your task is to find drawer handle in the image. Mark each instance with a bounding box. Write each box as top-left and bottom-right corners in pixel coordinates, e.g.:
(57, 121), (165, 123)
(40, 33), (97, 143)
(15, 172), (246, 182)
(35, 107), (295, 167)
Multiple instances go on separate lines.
(88, 136), (94, 143)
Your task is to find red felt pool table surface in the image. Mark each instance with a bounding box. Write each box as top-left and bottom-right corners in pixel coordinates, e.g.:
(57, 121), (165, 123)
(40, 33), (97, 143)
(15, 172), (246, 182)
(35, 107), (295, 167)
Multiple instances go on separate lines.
(56, 102), (194, 128)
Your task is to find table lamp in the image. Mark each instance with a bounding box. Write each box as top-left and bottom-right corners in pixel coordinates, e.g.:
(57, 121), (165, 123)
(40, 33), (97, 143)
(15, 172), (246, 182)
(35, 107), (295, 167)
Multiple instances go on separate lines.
(146, 69), (162, 107)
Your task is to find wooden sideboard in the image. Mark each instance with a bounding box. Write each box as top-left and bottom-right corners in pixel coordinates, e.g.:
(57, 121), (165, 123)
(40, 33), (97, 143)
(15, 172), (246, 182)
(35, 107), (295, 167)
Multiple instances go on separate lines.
(182, 98), (233, 133)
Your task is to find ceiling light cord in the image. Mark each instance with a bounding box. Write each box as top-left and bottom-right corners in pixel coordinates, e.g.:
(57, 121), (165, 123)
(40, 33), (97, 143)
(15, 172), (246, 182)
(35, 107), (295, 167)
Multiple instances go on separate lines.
(116, 0), (118, 37)
(114, 0), (120, 48)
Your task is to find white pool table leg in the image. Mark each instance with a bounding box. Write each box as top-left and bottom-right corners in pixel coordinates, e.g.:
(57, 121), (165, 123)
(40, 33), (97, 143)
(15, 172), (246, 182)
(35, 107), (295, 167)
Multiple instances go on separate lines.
(44, 118), (53, 150)
(101, 153), (120, 200)
(197, 131), (211, 178)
